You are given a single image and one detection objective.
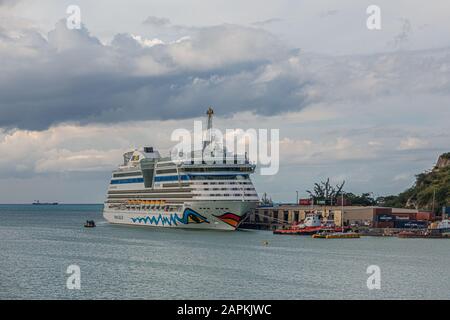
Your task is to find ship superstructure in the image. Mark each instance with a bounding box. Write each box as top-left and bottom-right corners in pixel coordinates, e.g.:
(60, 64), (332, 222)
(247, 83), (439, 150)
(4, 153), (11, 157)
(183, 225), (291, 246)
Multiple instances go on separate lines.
(103, 108), (259, 230)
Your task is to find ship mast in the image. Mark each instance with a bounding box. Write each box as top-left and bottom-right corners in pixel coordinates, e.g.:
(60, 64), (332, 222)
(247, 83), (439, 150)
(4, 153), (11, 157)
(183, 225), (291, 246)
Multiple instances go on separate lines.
(203, 107), (214, 152)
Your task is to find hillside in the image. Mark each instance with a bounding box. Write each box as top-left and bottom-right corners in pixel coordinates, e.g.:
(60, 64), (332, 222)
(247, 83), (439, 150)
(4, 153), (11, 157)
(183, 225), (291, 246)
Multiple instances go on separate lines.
(383, 152), (450, 213)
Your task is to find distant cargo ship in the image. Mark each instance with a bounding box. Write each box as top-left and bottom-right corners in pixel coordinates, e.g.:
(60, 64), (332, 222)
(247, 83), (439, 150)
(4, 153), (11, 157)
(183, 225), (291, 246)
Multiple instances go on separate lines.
(103, 108), (259, 231)
(32, 200), (59, 205)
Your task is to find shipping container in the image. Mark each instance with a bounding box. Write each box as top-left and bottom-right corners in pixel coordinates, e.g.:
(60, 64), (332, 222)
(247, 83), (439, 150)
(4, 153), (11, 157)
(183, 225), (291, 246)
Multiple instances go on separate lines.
(375, 221), (395, 228)
(392, 212), (416, 220)
(416, 211), (434, 221)
(376, 214), (396, 222)
(299, 199), (312, 205)
(394, 220), (428, 229)
(374, 207), (392, 214)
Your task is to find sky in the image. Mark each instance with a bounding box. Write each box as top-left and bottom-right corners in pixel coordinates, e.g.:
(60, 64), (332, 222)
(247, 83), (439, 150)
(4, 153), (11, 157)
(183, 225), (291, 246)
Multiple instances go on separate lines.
(0, 0), (449, 203)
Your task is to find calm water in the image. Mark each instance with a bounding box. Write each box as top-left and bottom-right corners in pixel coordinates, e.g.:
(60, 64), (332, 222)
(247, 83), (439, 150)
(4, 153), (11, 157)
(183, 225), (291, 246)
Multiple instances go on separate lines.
(0, 204), (449, 300)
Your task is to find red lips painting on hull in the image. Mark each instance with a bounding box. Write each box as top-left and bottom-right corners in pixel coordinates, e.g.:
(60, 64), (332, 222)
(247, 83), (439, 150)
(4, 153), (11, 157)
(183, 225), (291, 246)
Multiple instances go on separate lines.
(214, 213), (243, 228)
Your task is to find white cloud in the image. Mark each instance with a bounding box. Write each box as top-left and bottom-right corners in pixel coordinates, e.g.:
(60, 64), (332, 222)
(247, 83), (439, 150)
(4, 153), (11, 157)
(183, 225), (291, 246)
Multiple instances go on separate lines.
(398, 137), (427, 150)
(130, 34), (164, 47)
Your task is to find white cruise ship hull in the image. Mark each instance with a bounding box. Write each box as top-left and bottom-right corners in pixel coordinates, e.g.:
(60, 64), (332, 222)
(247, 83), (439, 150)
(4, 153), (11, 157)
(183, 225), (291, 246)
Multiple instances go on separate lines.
(103, 200), (257, 231)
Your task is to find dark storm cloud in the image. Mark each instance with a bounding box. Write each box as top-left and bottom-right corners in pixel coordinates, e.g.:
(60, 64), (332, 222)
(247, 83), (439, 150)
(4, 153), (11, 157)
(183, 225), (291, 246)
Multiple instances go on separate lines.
(0, 20), (314, 130)
(2, 17), (449, 131)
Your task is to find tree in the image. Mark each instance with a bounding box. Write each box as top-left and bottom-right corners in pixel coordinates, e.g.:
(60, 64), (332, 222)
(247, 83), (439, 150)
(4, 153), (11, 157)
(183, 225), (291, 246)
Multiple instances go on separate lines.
(346, 192), (376, 206)
(306, 178), (345, 204)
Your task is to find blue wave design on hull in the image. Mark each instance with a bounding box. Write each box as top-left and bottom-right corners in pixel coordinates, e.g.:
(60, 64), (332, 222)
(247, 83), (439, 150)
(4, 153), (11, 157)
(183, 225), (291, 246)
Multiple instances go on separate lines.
(130, 208), (209, 226)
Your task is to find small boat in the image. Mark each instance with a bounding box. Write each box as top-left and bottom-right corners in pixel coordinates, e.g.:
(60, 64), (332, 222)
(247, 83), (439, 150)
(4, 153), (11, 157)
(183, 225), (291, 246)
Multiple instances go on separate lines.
(313, 230), (360, 239)
(397, 230), (450, 239)
(428, 219), (450, 233)
(84, 220), (96, 228)
(325, 232), (360, 239)
(312, 231), (329, 239)
(313, 194), (360, 239)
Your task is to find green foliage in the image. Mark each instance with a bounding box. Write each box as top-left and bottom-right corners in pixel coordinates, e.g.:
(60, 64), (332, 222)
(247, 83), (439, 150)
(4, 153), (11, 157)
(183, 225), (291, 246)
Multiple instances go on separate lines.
(440, 152), (450, 160)
(346, 192), (376, 206)
(381, 153), (450, 212)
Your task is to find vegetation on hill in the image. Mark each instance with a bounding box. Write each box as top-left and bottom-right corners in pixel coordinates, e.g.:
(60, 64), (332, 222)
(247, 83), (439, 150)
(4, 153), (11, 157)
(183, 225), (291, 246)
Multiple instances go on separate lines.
(380, 152), (450, 213)
(345, 193), (377, 206)
(304, 153), (449, 212)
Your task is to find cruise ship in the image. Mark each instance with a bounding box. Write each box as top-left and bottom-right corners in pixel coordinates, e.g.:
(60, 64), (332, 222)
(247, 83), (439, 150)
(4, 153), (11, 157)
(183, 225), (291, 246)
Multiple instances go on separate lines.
(103, 108), (259, 230)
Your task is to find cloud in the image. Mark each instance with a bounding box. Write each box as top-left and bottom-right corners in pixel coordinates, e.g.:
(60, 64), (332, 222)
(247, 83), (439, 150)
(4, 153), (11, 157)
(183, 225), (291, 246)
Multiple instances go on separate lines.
(1, 13), (450, 133)
(319, 10), (338, 18)
(0, 121), (176, 177)
(0, 0), (19, 7)
(1, 19), (316, 130)
(398, 137), (427, 150)
(142, 16), (171, 27)
(251, 18), (282, 27)
(279, 136), (381, 166)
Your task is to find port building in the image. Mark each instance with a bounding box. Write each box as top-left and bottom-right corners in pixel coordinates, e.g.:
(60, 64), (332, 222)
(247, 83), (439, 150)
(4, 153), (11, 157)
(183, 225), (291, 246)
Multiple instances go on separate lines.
(241, 204), (434, 230)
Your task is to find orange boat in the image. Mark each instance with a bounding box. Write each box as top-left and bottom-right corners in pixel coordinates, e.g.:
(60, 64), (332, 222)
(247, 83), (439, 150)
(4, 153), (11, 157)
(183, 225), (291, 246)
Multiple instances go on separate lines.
(273, 214), (350, 235)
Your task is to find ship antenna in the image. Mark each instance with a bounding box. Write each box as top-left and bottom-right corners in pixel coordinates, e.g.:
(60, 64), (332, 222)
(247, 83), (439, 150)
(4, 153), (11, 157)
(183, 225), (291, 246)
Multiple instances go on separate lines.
(203, 107), (214, 152)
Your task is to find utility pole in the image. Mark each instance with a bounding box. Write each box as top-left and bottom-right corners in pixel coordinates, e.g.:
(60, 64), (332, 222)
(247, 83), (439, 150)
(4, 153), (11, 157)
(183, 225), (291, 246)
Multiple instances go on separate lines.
(341, 192), (344, 231)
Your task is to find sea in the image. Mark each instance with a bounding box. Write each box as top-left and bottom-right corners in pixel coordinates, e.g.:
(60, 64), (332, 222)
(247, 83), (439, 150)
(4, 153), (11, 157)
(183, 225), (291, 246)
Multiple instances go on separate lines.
(0, 204), (449, 300)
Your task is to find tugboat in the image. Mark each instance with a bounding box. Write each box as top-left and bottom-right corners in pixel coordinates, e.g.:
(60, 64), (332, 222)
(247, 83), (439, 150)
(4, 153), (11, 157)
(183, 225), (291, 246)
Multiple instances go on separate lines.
(273, 213), (342, 235)
(84, 220), (96, 228)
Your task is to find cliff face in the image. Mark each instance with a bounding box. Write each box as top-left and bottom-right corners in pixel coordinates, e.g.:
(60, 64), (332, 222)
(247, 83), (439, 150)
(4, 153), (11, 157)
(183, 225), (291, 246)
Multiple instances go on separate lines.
(435, 152), (450, 169)
(384, 152), (450, 212)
